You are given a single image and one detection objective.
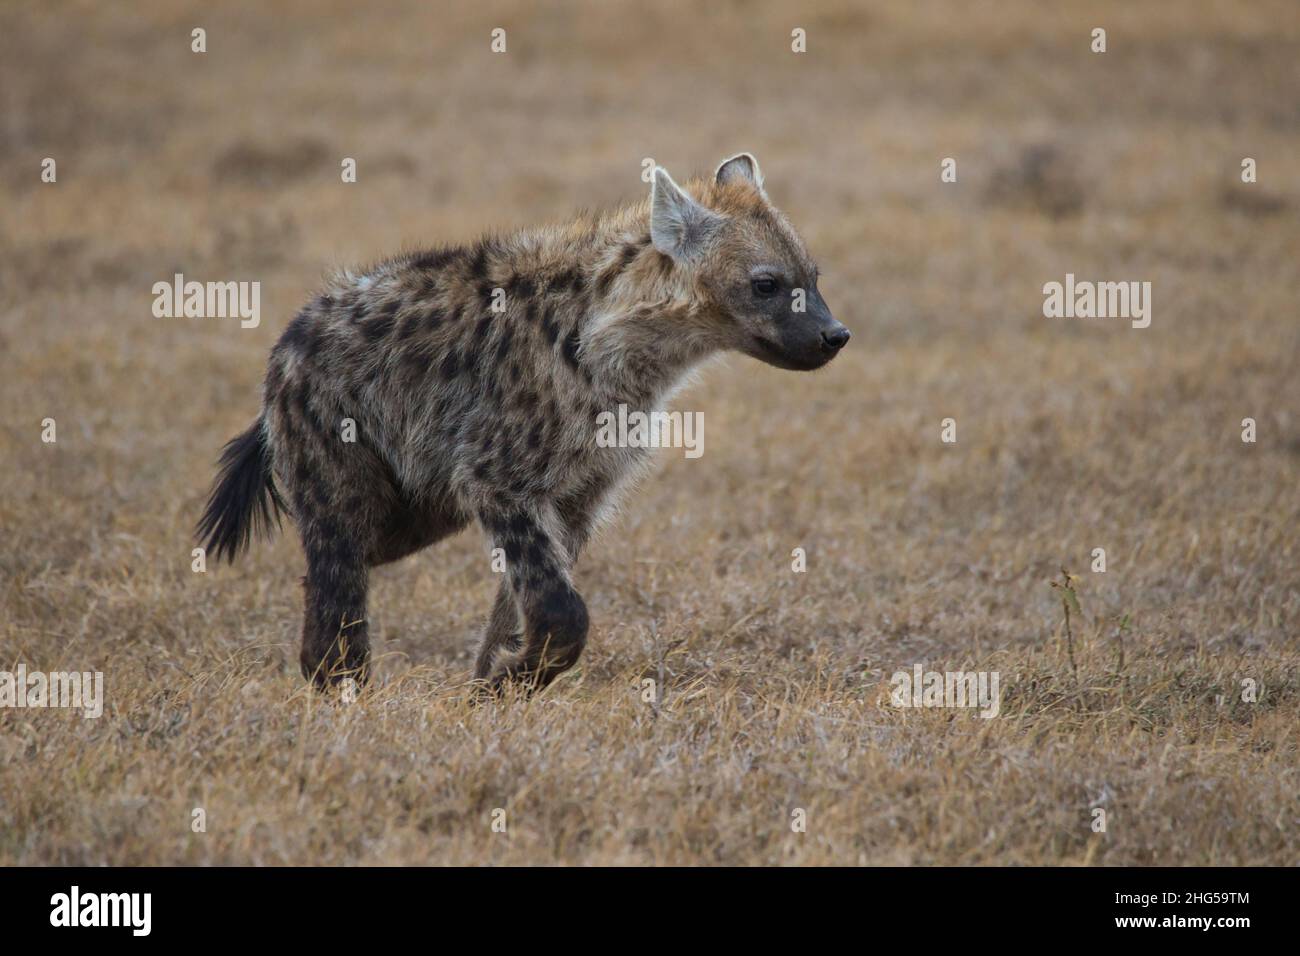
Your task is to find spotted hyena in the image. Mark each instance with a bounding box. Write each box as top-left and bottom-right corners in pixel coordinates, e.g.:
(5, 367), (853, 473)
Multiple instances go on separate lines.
(197, 153), (849, 693)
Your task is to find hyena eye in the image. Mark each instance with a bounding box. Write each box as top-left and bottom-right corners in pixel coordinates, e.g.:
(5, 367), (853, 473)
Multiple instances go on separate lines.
(751, 276), (780, 297)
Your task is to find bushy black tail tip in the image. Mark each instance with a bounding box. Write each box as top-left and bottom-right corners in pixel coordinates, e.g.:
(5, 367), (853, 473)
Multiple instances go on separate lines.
(195, 420), (285, 564)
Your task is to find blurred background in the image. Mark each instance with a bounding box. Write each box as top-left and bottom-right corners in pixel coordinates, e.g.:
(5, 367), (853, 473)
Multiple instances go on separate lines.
(1, 1), (1298, 865)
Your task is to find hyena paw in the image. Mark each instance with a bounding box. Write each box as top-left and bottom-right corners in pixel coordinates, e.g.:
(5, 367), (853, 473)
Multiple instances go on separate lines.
(467, 657), (538, 703)
(300, 636), (370, 693)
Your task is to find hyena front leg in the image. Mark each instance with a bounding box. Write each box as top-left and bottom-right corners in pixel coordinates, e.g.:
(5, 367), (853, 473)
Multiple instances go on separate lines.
(478, 505), (589, 693)
(473, 495), (601, 683)
(473, 580), (522, 681)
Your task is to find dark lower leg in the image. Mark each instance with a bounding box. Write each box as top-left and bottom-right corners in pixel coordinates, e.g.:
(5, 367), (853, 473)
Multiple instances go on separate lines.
(478, 507), (589, 693)
(474, 580), (522, 680)
(300, 559), (370, 689)
(495, 583), (589, 691)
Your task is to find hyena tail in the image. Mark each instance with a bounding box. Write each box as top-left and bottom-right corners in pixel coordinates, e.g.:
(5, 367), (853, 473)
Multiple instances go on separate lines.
(196, 418), (286, 563)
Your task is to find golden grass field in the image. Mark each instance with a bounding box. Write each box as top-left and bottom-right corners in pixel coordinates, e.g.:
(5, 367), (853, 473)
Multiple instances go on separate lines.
(2, 0), (1298, 865)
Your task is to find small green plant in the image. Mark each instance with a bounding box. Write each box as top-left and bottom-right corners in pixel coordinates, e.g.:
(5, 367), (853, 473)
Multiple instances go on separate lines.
(1111, 613), (1130, 674)
(1050, 569), (1082, 680)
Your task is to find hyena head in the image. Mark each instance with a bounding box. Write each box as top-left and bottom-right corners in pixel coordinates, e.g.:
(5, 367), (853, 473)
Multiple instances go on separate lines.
(649, 152), (850, 371)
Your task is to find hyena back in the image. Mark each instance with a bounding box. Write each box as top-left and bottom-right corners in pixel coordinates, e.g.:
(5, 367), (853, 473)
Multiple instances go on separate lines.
(197, 153), (849, 692)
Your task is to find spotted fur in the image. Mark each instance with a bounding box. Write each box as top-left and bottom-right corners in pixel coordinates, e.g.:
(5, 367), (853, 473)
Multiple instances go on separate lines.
(197, 154), (849, 692)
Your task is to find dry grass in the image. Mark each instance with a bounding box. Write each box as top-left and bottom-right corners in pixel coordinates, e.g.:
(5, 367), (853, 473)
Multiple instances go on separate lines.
(1, 0), (1298, 865)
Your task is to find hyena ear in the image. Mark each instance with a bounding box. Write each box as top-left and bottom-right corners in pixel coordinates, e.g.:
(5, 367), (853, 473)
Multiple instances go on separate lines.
(714, 152), (765, 192)
(650, 167), (720, 261)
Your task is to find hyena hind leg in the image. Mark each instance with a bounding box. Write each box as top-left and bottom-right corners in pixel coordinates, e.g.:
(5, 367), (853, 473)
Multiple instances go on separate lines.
(299, 528), (371, 690)
(302, 496), (468, 690)
(279, 448), (387, 690)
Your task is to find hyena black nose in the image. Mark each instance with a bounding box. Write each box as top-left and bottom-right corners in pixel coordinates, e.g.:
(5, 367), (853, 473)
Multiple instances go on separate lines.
(821, 326), (850, 352)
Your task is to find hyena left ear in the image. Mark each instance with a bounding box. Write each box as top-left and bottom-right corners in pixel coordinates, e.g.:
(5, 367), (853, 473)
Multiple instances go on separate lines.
(650, 167), (720, 261)
(715, 152), (765, 192)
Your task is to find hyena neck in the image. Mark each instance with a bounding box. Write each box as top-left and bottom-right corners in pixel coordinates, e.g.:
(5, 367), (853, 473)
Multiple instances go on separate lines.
(582, 301), (722, 410)
(577, 207), (724, 410)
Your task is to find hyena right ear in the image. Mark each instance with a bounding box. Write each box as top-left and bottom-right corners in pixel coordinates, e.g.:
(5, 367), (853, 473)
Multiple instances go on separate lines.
(650, 167), (720, 261)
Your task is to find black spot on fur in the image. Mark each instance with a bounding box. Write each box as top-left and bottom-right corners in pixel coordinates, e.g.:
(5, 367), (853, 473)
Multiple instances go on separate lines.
(264, 362), (284, 393)
(363, 310), (396, 342)
(550, 268), (585, 296)
(440, 349), (461, 379)
(411, 246), (462, 271)
(303, 465), (331, 510)
(495, 326), (515, 364)
(541, 312), (560, 345)
(297, 385), (331, 443)
(279, 309), (319, 360)
(596, 242), (641, 296)
(561, 328), (582, 372)
(468, 242), (492, 280)
(507, 274), (536, 300)
(401, 344), (435, 378)
(595, 266), (618, 297)
(397, 312), (422, 340)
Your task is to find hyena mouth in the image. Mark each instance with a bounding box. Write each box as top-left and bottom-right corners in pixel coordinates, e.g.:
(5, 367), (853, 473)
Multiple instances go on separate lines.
(750, 334), (829, 371)
(751, 335), (789, 361)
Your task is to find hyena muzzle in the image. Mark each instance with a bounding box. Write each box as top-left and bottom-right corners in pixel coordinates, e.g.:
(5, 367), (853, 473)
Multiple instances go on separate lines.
(197, 153), (849, 694)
